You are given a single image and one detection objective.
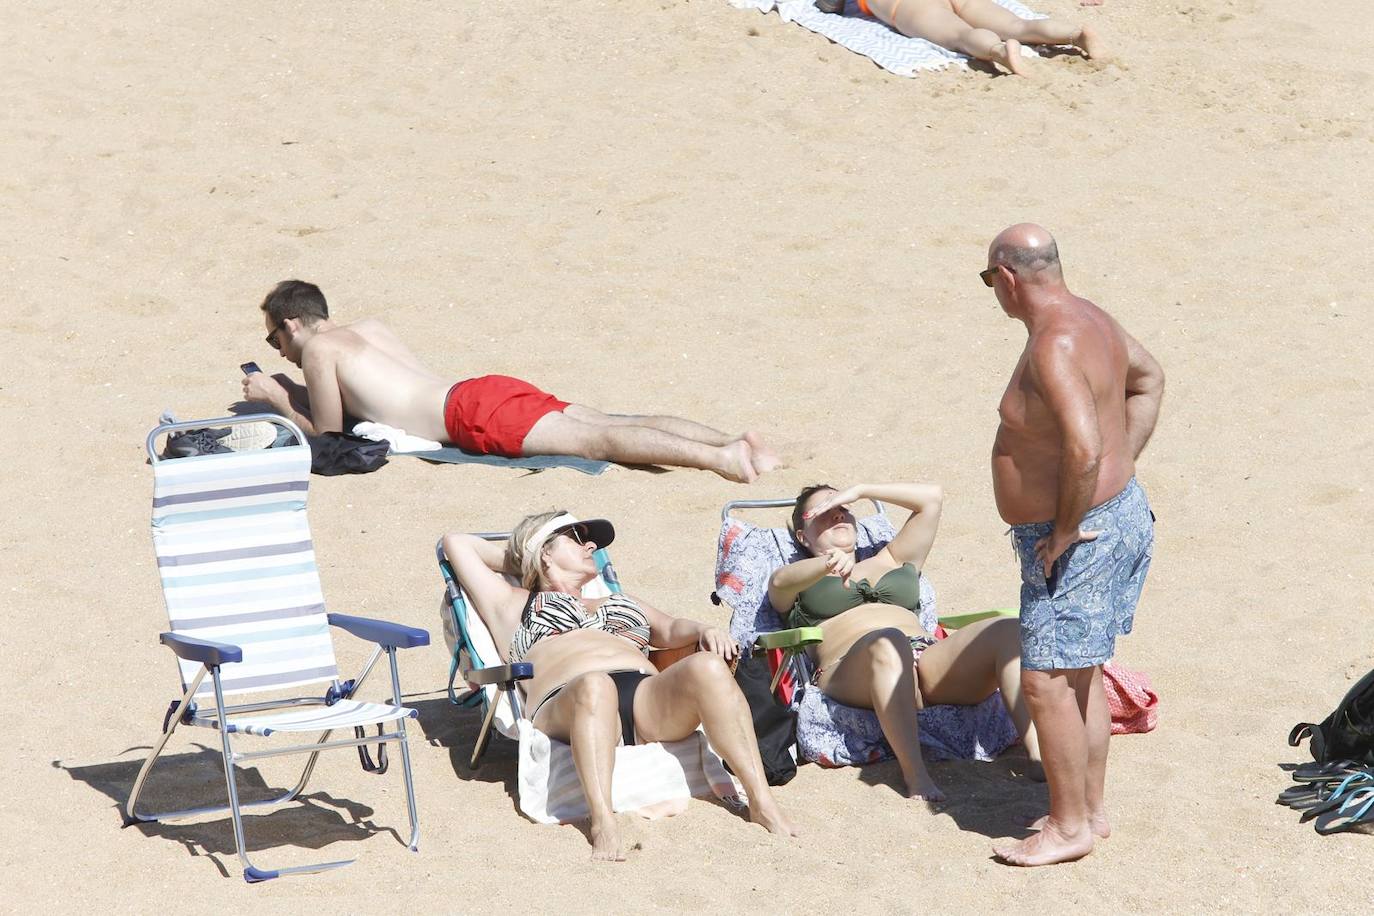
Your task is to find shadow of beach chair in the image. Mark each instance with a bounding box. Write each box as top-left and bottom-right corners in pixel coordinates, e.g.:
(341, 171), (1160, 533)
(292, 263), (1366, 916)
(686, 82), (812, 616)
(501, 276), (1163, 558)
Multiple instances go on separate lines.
(436, 534), (739, 824)
(713, 497), (1020, 769)
(124, 414), (430, 883)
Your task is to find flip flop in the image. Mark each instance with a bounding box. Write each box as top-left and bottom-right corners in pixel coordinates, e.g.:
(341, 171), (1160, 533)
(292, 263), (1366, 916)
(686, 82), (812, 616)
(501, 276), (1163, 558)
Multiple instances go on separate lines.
(1289, 759), (1367, 783)
(1277, 783), (1332, 810)
(1312, 786), (1374, 835)
(1299, 771), (1374, 823)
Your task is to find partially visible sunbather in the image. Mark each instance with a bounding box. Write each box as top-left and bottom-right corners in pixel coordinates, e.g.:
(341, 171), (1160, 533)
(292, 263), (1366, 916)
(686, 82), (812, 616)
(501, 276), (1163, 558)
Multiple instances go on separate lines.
(768, 482), (1041, 801)
(242, 280), (782, 481)
(442, 512), (800, 861)
(817, 0), (1102, 75)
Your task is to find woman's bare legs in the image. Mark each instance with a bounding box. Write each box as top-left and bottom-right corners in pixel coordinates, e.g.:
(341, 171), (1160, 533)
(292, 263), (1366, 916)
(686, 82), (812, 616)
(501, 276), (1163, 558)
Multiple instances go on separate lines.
(634, 653), (800, 836)
(916, 617), (1042, 776)
(870, 0), (1025, 74)
(951, 0), (1102, 58)
(868, 0), (1102, 74)
(534, 673), (627, 861)
(818, 628), (945, 801)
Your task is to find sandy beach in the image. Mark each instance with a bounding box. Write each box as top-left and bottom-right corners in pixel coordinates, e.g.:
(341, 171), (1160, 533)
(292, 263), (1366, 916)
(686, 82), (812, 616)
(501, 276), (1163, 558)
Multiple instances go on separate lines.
(4, 0), (1373, 909)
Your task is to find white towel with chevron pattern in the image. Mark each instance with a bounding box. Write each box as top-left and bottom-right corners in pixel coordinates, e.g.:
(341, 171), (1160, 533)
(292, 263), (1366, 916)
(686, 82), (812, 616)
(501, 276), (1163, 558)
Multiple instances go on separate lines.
(730, 0), (1042, 77)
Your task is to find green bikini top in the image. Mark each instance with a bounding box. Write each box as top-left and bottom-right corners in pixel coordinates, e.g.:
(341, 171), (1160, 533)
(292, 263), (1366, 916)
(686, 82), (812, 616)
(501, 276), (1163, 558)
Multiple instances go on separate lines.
(789, 562), (922, 629)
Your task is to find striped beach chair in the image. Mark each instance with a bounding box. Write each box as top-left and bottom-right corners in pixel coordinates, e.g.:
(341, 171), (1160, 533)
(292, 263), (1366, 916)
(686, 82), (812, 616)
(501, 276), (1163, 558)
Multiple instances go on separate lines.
(124, 415), (429, 883)
(437, 535), (741, 825)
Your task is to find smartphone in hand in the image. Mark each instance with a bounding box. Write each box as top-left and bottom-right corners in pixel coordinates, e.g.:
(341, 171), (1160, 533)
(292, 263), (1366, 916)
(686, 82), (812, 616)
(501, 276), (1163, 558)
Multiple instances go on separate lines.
(240, 361), (262, 376)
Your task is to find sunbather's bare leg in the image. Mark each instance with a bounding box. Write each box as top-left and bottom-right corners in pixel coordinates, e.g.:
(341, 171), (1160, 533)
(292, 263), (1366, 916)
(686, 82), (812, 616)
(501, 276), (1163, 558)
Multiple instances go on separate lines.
(993, 668), (1096, 866)
(633, 653), (801, 837)
(523, 411), (761, 483)
(564, 404), (735, 446)
(563, 406), (784, 472)
(870, 0), (1025, 75)
(818, 628), (944, 802)
(534, 673), (626, 861)
(917, 618), (1042, 779)
(952, 0), (1103, 57)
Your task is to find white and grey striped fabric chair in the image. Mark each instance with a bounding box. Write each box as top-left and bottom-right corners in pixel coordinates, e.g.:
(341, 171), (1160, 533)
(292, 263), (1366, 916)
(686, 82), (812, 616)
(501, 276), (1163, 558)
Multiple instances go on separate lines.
(124, 414), (429, 883)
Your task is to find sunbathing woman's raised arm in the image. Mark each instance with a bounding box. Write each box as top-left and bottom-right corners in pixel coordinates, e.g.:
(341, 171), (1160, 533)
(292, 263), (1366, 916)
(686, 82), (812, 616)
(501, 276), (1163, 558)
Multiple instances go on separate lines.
(441, 532), (519, 619)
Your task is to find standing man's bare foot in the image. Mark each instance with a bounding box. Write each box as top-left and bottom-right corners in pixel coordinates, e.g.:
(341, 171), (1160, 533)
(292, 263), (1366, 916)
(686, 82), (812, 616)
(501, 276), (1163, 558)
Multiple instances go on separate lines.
(742, 431), (783, 473)
(751, 801), (802, 837)
(990, 39), (1026, 76)
(1021, 810), (1110, 838)
(717, 439), (758, 484)
(993, 820), (1095, 866)
(589, 821), (627, 862)
(1074, 25), (1104, 58)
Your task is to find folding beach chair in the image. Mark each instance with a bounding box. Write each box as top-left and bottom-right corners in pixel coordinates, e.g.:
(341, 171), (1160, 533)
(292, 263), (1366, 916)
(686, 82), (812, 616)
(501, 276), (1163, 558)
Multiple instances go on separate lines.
(714, 497), (1020, 767)
(124, 414), (430, 883)
(436, 534), (740, 824)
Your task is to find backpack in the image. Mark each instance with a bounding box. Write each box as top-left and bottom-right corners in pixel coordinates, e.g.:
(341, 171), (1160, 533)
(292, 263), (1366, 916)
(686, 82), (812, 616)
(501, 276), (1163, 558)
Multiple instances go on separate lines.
(725, 651), (798, 786)
(1289, 667), (1374, 766)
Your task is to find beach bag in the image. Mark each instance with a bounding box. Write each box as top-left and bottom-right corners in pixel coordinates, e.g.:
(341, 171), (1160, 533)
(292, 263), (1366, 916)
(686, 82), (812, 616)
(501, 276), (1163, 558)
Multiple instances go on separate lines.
(727, 652), (798, 786)
(307, 432), (390, 476)
(1289, 668), (1374, 766)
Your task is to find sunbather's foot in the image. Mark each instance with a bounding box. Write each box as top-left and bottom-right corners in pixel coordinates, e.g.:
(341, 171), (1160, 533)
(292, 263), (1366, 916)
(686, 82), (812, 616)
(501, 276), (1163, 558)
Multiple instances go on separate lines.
(751, 801), (802, 837)
(1020, 809), (1110, 838)
(1074, 25), (1103, 59)
(743, 431), (783, 473)
(990, 39), (1026, 76)
(716, 439), (759, 484)
(589, 821), (627, 862)
(906, 773), (946, 804)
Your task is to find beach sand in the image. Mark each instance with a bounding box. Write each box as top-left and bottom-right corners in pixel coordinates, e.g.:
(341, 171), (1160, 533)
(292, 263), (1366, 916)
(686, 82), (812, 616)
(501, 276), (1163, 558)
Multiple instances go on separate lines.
(4, 0), (1373, 909)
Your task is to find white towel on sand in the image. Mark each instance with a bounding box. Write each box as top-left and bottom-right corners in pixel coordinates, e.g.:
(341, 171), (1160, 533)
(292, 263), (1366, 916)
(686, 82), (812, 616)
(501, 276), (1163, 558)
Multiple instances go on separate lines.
(352, 421), (443, 454)
(730, 0), (1042, 77)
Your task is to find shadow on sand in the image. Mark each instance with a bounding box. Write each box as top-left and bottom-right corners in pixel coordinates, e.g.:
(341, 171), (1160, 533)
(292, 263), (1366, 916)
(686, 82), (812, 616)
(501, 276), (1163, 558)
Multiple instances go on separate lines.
(55, 745), (400, 878)
(854, 745), (1047, 840)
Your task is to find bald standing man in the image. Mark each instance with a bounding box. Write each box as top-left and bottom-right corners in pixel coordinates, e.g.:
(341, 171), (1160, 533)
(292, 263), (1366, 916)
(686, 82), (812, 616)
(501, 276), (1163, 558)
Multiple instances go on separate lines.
(983, 224), (1164, 866)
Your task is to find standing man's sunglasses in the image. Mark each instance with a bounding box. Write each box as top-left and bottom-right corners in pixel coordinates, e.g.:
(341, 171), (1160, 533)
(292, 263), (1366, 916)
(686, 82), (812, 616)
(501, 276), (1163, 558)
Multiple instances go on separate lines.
(980, 264), (1017, 288)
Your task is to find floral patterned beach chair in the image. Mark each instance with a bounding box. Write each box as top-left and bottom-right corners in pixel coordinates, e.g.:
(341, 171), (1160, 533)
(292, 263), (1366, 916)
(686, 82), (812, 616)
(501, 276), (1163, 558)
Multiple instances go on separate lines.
(713, 498), (1019, 767)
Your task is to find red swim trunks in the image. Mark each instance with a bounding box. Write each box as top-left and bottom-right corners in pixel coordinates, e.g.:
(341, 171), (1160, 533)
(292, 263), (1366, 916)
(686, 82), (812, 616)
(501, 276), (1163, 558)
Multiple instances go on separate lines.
(443, 375), (570, 457)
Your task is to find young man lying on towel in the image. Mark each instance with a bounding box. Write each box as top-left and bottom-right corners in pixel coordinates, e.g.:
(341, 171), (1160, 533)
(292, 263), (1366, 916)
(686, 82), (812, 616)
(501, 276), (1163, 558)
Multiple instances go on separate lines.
(241, 280), (781, 482)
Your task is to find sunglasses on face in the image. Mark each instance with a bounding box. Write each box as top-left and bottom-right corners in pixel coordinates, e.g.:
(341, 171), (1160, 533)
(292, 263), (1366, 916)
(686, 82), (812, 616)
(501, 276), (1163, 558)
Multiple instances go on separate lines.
(265, 322), (285, 350)
(979, 267), (999, 288)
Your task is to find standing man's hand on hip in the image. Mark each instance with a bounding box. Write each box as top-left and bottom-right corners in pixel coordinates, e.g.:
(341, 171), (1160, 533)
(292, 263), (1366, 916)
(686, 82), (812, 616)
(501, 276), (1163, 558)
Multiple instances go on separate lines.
(1035, 528), (1100, 580)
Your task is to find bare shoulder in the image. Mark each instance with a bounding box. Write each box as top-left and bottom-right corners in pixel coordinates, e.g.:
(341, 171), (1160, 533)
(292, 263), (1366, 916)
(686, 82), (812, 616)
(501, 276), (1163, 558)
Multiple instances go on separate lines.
(305, 324), (366, 358)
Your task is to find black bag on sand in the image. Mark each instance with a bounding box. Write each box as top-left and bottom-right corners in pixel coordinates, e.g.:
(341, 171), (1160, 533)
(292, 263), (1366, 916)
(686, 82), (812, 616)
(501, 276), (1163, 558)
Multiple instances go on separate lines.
(725, 651), (798, 786)
(307, 432), (390, 476)
(1290, 667), (1374, 766)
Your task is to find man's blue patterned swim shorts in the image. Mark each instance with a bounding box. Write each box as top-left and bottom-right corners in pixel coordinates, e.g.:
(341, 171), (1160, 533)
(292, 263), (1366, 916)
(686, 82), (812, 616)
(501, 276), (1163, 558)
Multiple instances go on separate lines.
(1010, 477), (1154, 672)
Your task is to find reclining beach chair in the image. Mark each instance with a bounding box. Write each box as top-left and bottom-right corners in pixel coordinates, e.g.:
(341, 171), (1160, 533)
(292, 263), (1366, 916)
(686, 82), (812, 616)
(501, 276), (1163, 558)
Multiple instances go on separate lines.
(437, 535), (739, 824)
(713, 497), (1019, 768)
(125, 414), (429, 883)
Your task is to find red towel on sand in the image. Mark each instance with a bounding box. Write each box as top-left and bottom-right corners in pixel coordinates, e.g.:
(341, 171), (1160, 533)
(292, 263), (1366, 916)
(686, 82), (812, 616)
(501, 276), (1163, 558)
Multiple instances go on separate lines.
(1103, 662), (1159, 735)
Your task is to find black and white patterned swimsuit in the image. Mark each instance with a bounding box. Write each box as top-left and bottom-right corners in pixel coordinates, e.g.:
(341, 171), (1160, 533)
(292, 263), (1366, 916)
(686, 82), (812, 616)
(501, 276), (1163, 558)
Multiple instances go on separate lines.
(509, 590), (653, 663)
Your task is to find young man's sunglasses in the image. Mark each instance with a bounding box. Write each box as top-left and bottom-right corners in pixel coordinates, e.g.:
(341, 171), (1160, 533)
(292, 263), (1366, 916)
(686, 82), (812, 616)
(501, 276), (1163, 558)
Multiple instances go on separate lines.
(265, 321), (285, 350)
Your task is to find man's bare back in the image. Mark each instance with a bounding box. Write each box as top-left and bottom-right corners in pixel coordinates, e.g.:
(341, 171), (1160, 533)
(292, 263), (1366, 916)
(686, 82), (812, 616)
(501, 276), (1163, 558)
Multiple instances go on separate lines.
(992, 299), (1135, 525)
(309, 319), (452, 441)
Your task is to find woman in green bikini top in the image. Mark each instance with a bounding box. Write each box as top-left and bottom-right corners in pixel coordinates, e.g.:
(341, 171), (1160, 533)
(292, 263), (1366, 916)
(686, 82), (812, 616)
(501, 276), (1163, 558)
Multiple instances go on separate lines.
(767, 482), (1039, 803)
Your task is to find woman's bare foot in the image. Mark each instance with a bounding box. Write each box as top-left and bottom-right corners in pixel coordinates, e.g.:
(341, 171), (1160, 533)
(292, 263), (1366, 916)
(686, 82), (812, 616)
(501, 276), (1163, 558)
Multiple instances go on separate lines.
(742, 431), (783, 473)
(906, 773), (947, 804)
(1074, 25), (1103, 58)
(589, 821), (627, 862)
(1021, 810), (1110, 838)
(993, 819), (1094, 866)
(716, 439), (758, 484)
(750, 801), (802, 837)
(990, 39), (1026, 76)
